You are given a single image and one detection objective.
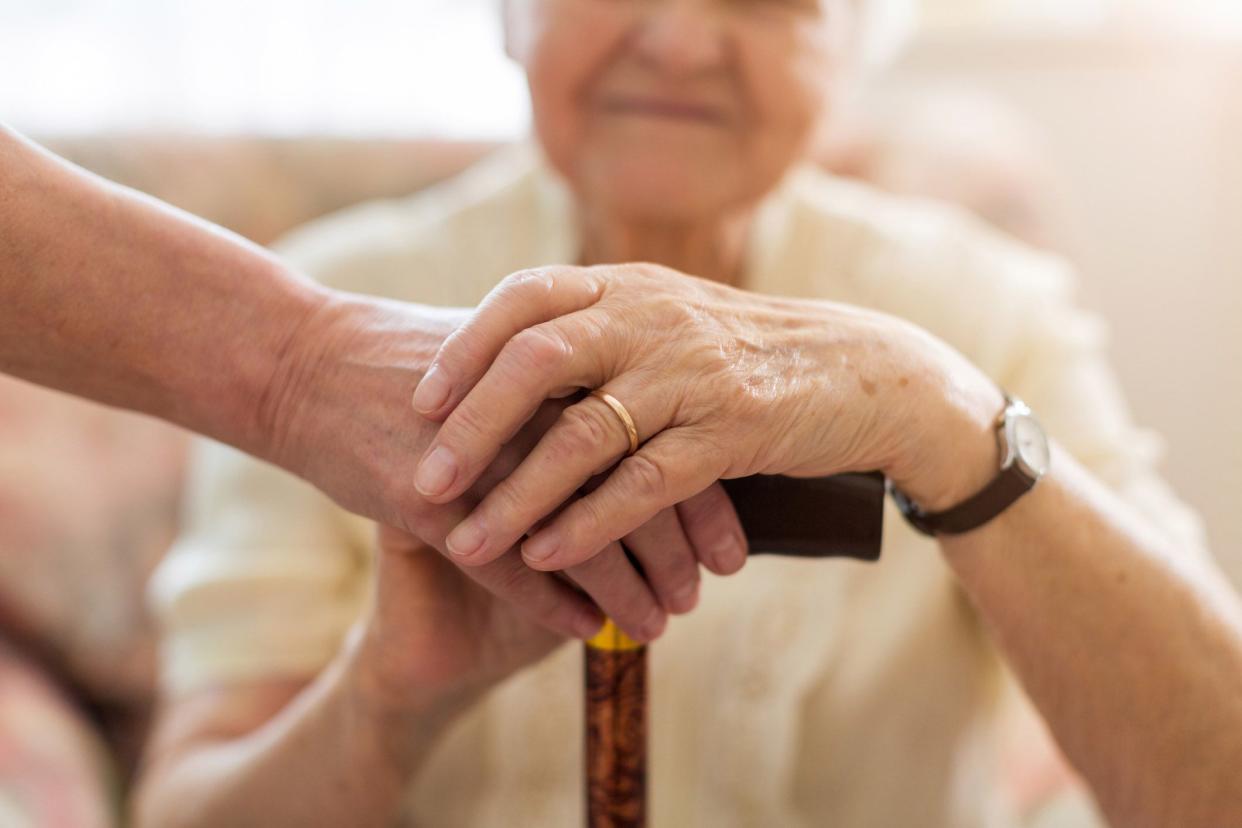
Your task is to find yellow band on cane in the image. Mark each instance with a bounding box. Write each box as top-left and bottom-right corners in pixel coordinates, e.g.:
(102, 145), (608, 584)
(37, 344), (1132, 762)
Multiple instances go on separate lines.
(586, 618), (644, 651)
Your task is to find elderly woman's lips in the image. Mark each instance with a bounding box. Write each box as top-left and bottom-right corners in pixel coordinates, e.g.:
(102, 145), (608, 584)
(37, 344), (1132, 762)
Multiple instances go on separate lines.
(599, 96), (728, 124)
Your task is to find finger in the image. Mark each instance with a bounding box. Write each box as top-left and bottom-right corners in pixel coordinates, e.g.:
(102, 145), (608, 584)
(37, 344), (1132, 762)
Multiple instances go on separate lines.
(444, 382), (673, 565)
(521, 431), (725, 571)
(564, 542), (667, 643)
(675, 482), (749, 576)
(400, 501), (602, 640)
(622, 507), (701, 615)
(413, 311), (614, 503)
(470, 398), (569, 494)
(412, 267), (607, 418)
(467, 551), (603, 640)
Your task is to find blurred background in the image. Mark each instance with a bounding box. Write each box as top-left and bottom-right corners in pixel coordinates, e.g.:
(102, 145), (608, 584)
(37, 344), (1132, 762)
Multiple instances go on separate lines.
(1, 0), (1240, 823)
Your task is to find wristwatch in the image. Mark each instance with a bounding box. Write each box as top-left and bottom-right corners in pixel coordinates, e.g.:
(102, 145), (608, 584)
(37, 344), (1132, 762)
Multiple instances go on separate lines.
(890, 394), (1050, 536)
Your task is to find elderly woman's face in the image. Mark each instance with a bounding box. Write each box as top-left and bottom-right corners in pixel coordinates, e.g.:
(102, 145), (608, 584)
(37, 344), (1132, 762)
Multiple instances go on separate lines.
(509, 0), (852, 220)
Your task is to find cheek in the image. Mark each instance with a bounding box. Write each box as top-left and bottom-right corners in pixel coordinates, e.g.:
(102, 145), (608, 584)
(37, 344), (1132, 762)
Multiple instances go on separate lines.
(524, 1), (631, 181)
(739, 25), (839, 178)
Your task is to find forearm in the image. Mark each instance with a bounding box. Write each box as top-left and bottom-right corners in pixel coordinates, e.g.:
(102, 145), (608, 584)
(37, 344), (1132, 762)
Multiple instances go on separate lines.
(0, 125), (327, 455)
(939, 445), (1242, 826)
(828, 316), (1242, 823)
(133, 644), (475, 828)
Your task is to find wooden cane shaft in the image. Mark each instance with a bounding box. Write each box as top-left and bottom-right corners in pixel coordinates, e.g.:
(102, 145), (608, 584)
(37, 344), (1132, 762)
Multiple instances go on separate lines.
(585, 620), (647, 828)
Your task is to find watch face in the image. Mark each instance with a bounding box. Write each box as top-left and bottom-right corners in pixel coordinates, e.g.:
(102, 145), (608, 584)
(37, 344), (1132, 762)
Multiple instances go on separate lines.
(1012, 415), (1051, 478)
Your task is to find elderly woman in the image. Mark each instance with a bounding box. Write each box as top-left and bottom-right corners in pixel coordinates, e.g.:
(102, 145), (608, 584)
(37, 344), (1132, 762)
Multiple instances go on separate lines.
(134, 1), (1242, 826)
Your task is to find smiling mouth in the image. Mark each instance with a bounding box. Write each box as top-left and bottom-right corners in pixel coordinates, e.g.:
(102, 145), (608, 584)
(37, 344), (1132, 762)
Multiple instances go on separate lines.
(598, 95), (729, 125)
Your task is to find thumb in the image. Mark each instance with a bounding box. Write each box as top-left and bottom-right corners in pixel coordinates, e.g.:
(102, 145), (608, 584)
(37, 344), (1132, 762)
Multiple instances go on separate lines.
(374, 524), (461, 600)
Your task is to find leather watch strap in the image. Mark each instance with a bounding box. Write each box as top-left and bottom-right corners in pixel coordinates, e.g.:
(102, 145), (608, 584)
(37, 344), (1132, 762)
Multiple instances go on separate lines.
(890, 464), (1036, 537)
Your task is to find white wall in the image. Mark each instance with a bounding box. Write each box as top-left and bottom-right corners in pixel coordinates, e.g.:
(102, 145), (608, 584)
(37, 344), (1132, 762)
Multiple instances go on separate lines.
(884, 32), (1242, 582)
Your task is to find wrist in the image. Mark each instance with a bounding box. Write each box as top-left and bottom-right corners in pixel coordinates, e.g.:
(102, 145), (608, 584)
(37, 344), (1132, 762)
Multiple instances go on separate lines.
(885, 336), (1006, 514)
(252, 290), (462, 525)
(326, 628), (479, 800)
(339, 623), (482, 758)
(227, 263), (335, 462)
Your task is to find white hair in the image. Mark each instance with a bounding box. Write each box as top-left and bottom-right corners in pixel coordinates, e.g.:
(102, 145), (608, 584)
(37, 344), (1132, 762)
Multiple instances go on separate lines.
(854, 0), (918, 68)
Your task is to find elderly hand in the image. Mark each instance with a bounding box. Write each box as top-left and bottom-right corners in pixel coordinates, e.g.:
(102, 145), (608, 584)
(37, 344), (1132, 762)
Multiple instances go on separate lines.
(412, 264), (1004, 572)
(265, 290), (743, 642)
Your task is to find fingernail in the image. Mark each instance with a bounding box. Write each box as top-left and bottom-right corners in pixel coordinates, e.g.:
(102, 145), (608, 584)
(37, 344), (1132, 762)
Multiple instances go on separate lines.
(446, 519), (487, 558)
(412, 366), (450, 414)
(523, 532), (561, 564)
(713, 533), (745, 568)
(672, 581), (700, 614)
(414, 446), (458, 497)
(639, 609), (667, 642)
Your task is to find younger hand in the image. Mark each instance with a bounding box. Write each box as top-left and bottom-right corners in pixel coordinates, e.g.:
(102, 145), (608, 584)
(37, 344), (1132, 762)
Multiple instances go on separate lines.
(271, 291), (745, 642)
(351, 526), (562, 710)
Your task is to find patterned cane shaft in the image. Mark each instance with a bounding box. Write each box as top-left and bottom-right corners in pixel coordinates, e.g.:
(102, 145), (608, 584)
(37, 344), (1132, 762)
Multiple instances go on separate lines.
(585, 620), (647, 828)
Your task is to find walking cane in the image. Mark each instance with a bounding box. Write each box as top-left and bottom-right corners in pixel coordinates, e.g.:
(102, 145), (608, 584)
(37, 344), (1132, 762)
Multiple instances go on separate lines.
(582, 472), (886, 827)
(585, 618), (647, 828)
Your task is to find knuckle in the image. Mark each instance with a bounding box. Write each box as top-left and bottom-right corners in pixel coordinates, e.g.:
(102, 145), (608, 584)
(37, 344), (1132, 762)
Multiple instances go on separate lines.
(486, 557), (539, 601)
(485, 479), (537, 535)
(505, 325), (572, 375)
(561, 403), (618, 457)
(496, 267), (556, 309)
(540, 431), (583, 473)
(443, 401), (494, 449)
(437, 317), (469, 351)
(438, 319), (485, 369)
(569, 496), (610, 546)
(621, 453), (670, 501)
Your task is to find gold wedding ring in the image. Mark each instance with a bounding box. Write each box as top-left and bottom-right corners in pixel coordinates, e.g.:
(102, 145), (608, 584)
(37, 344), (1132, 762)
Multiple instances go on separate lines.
(590, 390), (640, 456)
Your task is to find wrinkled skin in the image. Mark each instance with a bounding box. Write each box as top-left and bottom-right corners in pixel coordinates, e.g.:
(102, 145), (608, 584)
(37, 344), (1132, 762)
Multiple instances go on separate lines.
(275, 294), (745, 642)
(413, 263), (992, 572)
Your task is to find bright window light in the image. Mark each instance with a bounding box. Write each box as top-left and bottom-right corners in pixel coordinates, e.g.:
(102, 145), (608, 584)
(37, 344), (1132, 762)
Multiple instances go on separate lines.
(1163, 0), (1242, 34)
(0, 0), (530, 138)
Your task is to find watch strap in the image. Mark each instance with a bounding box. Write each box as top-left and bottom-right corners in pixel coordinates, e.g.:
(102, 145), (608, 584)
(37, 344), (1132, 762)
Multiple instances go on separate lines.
(890, 463), (1036, 537)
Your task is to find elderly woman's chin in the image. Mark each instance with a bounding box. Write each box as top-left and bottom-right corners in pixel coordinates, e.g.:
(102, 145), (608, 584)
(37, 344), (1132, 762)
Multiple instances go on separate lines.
(567, 144), (767, 222)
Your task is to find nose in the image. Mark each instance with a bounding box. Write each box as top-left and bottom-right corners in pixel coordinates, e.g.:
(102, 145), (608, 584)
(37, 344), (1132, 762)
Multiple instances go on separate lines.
(631, 1), (728, 79)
